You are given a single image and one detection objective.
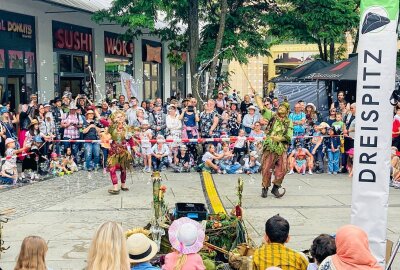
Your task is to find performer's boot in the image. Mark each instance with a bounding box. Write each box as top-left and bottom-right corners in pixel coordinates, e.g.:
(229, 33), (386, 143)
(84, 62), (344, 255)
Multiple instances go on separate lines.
(271, 184), (286, 198)
(261, 187), (268, 198)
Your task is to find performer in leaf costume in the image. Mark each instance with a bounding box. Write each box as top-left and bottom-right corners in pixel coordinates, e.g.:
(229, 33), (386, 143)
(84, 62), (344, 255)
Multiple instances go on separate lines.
(252, 89), (293, 198)
(107, 110), (134, 195)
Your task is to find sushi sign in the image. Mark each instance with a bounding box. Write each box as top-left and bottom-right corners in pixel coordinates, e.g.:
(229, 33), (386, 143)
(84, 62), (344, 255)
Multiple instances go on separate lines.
(351, 0), (399, 266)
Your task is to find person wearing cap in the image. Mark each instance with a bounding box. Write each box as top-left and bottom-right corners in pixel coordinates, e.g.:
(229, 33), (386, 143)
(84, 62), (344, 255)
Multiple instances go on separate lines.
(242, 105), (260, 135)
(110, 99), (119, 113)
(243, 150), (261, 175)
(162, 217), (206, 270)
(151, 135), (170, 171)
(149, 102), (166, 137)
(86, 221), (130, 270)
(215, 90), (226, 115)
(61, 103), (82, 159)
(252, 88), (293, 198)
(139, 120), (153, 173)
(309, 123), (326, 174)
(82, 110), (101, 171)
(288, 141), (314, 175)
(172, 145), (191, 173)
(127, 233), (159, 270)
(2, 138), (27, 184)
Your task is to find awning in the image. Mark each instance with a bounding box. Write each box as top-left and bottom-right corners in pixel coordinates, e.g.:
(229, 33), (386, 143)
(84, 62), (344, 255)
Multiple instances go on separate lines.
(35, 0), (112, 13)
(270, 59), (332, 83)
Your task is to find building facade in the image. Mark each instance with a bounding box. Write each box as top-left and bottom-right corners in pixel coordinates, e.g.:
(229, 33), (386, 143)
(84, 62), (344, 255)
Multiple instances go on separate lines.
(0, 0), (189, 110)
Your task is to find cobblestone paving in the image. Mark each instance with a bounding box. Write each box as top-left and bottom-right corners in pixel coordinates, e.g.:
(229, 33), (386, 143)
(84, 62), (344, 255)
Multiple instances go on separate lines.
(0, 171), (110, 219)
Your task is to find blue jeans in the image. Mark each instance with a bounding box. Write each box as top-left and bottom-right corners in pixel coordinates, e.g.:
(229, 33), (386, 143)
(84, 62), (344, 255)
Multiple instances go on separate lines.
(327, 150), (340, 173)
(152, 156), (169, 171)
(311, 145), (324, 171)
(244, 165), (260, 174)
(84, 142), (100, 170)
(101, 147), (109, 168)
(63, 137), (78, 161)
(219, 163), (241, 174)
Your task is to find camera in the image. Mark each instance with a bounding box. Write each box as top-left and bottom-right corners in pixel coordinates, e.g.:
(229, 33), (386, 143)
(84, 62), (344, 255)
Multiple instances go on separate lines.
(187, 106), (194, 112)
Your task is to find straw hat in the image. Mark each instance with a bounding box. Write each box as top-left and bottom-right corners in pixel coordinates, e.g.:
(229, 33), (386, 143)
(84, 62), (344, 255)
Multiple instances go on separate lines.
(85, 110), (94, 116)
(306, 103), (316, 111)
(126, 233), (158, 263)
(28, 119), (39, 127)
(168, 217), (205, 255)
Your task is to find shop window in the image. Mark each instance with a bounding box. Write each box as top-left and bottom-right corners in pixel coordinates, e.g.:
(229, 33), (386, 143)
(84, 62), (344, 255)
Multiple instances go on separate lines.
(8, 50), (24, 69)
(25, 52), (35, 73)
(59, 54), (72, 72)
(104, 57), (133, 99)
(0, 49), (4, 69)
(53, 52), (58, 74)
(170, 64), (186, 98)
(73, 55), (84, 73)
(143, 62), (161, 100)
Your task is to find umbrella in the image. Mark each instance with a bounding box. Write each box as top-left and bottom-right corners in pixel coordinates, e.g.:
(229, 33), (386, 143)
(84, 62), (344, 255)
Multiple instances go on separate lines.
(270, 59), (332, 83)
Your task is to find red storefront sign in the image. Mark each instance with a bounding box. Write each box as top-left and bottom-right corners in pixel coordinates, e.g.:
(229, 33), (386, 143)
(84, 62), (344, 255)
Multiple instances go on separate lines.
(104, 32), (133, 57)
(52, 21), (92, 52)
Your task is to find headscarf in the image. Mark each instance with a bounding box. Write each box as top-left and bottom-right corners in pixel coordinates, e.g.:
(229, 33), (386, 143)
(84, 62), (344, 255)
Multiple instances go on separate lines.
(332, 225), (383, 270)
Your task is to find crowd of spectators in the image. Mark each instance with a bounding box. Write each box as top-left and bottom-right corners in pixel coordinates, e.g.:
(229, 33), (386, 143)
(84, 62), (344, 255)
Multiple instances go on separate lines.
(0, 89), (361, 184)
(8, 215), (384, 270)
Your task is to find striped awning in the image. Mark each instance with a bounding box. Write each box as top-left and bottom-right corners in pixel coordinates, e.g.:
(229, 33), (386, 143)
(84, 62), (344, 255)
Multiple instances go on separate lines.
(36, 0), (112, 13)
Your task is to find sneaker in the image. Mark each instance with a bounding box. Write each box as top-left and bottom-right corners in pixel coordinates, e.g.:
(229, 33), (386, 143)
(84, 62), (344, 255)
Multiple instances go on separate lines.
(34, 173), (40, 180)
(236, 169), (243, 174)
(308, 170), (313, 175)
(143, 167), (148, 172)
(302, 170), (305, 175)
(328, 172), (332, 175)
(21, 172), (26, 179)
(333, 172), (338, 175)
(103, 168), (107, 174)
(146, 167), (152, 173)
(288, 170), (294, 175)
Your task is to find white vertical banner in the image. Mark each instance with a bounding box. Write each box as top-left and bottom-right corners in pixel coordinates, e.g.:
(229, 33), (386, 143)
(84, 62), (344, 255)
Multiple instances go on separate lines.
(351, 0), (399, 265)
(120, 71), (138, 100)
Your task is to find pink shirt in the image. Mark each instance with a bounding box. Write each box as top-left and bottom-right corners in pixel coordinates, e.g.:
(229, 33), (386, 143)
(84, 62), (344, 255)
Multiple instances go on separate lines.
(162, 252), (205, 270)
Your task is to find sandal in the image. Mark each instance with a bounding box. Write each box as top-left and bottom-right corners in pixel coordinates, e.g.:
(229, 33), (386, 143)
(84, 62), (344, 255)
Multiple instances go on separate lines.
(121, 187), (129, 191)
(108, 189), (120, 195)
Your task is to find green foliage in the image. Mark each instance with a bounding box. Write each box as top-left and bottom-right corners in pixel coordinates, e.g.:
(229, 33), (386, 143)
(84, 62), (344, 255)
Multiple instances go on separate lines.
(265, 0), (360, 61)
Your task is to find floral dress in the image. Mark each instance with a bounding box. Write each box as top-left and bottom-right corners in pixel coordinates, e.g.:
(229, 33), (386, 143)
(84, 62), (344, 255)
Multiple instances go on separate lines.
(227, 111), (241, 136)
(200, 110), (220, 138)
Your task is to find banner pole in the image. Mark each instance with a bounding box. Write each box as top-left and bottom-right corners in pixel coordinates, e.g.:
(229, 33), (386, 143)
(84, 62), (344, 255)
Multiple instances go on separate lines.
(351, 0), (399, 265)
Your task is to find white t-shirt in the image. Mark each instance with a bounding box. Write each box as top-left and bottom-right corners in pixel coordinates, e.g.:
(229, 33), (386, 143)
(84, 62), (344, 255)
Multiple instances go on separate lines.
(202, 152), (214, 162)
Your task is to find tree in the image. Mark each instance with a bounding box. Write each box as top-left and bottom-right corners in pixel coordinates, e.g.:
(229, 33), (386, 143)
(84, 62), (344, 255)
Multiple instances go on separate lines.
(265, 0), (360, 63)
(93, 0), (277, 100)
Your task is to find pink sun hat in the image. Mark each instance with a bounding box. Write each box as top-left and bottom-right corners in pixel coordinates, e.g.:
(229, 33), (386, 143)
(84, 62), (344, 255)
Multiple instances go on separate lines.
(168, 217), (205, 255)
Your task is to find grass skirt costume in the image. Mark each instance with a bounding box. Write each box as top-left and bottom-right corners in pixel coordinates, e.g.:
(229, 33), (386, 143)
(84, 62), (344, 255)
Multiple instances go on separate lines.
(107, 112), (134, 187)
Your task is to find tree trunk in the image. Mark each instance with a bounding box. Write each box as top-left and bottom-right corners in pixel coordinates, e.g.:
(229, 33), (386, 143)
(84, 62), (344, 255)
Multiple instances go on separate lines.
(188, 0), (201, 106)
(317, 39), (324, 60)
(352, 29), (359, 54)
(323, 39), (328, 61)
(216, 58), (224, 87)
(207, 0), (228, 98)
(329, 40), (335, 64)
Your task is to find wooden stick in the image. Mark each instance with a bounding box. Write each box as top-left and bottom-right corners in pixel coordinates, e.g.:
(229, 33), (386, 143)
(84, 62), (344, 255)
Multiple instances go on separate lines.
(203, 242), (229, 255)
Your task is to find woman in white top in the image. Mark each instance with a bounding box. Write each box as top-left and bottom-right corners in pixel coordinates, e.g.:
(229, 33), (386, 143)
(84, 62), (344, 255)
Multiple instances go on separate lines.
(166, 104), (182, 140)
